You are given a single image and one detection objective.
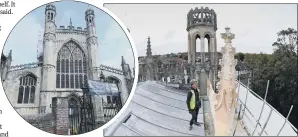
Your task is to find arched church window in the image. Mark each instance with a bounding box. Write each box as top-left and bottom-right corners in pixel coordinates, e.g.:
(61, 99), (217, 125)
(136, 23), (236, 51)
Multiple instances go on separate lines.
(56, 41), (88, 89)
(88, 17), (93, 24)
(17, 74), (37, 104)
(47, 12), (50, 20)
(50, 13), (53, 20)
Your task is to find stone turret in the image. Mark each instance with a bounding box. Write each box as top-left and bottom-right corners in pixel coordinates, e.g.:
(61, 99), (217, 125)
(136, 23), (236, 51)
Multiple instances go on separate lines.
(186, 6), (218, 93)
(85, 8), (100, 80)
(187, 6), (217, 31)
(41, 3), (57, 91)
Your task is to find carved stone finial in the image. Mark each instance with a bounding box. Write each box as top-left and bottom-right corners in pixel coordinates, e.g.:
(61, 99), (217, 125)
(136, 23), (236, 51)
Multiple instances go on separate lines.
(221, 26), (235, 43)
(8, 50), (12, 59)
(212, 26), (238, 136)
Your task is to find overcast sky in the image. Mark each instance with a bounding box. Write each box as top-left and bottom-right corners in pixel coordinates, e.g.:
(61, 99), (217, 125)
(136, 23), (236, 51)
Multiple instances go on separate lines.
(4, 1), (135, 70)
(104, 4), (297, 56)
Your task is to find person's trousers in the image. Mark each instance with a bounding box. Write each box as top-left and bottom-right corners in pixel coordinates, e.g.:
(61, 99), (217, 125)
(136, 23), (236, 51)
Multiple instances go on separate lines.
(189, 107), (199, 126)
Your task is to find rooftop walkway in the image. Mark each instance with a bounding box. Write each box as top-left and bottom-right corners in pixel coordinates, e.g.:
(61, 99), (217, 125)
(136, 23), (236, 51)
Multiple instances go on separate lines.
(104, 81), (205, 136)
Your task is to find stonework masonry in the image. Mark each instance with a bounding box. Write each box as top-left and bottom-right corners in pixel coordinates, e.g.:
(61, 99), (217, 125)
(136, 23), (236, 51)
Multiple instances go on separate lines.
(52, 97), (69, 135)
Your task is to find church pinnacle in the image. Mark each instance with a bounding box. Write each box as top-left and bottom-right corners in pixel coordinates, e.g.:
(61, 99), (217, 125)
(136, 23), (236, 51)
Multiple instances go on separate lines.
(69, 18), (72, 26)
(8, 50), (12, 60)
(146, 36), (152, 56)
(121, 56), (126, 66)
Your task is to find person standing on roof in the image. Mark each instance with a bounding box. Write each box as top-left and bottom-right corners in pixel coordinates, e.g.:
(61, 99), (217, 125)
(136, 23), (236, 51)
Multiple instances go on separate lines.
(186, 79), (201, 130)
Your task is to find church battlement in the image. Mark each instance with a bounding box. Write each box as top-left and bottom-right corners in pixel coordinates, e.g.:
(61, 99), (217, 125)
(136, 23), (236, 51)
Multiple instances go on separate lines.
(100, 64), (124, 75)
(187, 6), (217, 31)
(56, 25), (87, 35)
(9, 62), (40, 71)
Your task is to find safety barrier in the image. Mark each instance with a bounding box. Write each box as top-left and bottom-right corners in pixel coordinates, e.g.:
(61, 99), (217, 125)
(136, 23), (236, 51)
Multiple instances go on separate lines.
(235, 79), (297, 136)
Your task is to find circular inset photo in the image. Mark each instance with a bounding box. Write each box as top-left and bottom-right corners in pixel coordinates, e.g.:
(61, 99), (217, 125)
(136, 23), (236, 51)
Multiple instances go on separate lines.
(1, 1), (135, 135)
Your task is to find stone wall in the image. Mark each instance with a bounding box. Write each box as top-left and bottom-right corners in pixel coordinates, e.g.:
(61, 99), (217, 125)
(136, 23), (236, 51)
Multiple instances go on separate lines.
(3, 67), (41, 110)
(23, 113), (54, 134)
(52, 97), (69, 135)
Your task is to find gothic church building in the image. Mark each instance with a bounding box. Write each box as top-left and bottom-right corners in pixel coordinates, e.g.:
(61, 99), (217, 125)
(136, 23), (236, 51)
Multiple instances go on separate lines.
(0, 3), (133, 121)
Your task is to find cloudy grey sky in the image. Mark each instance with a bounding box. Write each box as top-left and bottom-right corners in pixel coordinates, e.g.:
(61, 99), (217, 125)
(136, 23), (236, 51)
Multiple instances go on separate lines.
(4, 1), (135, 70)
(104, 4), (297, 56)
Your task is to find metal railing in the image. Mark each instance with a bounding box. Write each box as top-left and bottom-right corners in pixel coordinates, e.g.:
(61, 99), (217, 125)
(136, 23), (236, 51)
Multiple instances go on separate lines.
(235, 79), (297, 136)
(102, 101), (122, 122)
(205, 71), (297, 136)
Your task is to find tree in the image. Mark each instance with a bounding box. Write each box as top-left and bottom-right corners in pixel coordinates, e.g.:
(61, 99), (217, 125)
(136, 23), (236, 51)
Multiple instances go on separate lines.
(235, 52), (245, 61)
(270, 28), (297, 126)
(243, 28), (298, 128)
(272, 28), (297, 54)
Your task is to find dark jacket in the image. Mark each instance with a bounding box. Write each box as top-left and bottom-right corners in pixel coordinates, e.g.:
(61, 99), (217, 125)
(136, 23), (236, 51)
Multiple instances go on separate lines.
(186, 87), (201, 111)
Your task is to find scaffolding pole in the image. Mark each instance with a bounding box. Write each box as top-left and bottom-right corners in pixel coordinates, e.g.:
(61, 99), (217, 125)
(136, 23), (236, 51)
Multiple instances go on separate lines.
(237, 71), (241, 94)
(233, 104), (242, 136)
(252, 80), (270, 136)
(241, 79), (250, 119)
(277, 105), (294, 136)
(259, 108), (273, 136)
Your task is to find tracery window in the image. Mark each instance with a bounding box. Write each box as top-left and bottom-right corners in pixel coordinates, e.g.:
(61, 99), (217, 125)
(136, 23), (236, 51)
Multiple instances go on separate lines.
(17, 74), (37, 104)
(56, 41), (88, 89)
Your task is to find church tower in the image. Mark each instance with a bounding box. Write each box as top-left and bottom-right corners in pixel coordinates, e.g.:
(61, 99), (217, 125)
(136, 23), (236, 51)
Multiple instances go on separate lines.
(41, 3), (57, 91)
(85, 9), (100, 80)
(186, 7), (218, 95)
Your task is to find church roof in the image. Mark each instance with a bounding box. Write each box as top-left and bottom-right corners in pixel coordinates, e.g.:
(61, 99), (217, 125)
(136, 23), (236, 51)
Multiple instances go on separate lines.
(104, 81), (205, 136)
(105, 80), (298, 136)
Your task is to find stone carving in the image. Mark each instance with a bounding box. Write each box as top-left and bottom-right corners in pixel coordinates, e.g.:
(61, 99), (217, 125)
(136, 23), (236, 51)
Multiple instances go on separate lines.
(214, 90), (225, 111)
(221, 27), (235, 43)
(44, 33), (55, 42)
(43, 64), (55, 72)
(88, 37), (97, 45)
(45, 23), (56, 33)
(49, 25), (55, 33)
(212, 27), (238, 136)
